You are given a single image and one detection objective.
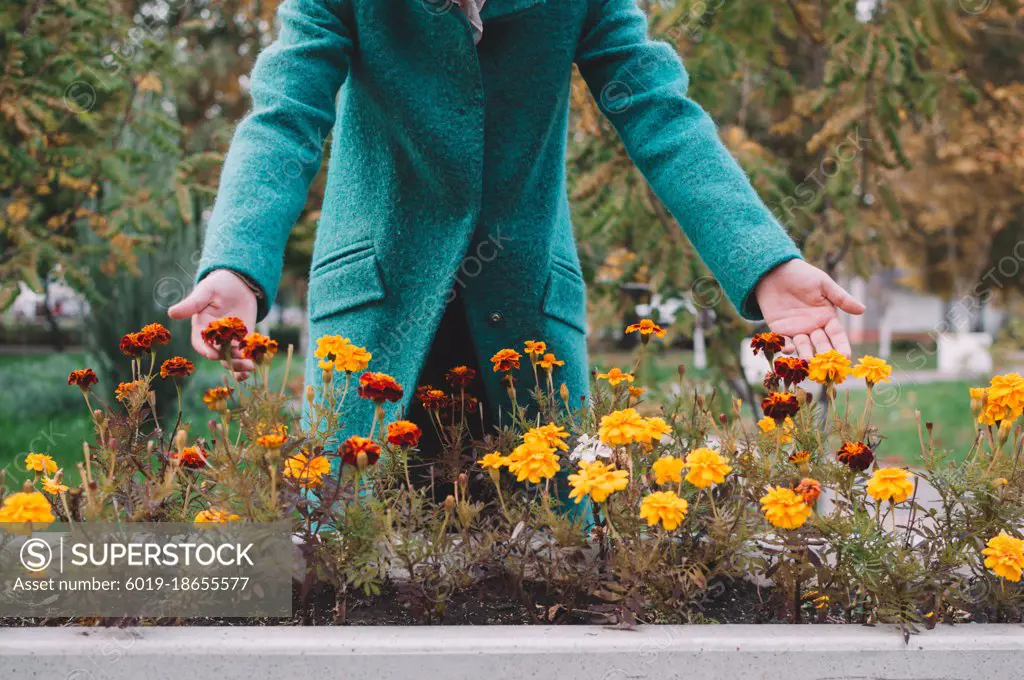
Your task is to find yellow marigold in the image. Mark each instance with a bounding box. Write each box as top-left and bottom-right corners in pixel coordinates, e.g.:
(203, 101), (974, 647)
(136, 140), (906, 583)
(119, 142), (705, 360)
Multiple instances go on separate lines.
(808, 350), (852, 385)
(536, 353), (564, 370)
(866, 467), (915, 504)
(507, 441), (560, 484)
(760, 486), (812, 530)
(598, 408), (648, 446)
(283, 451), (332, 489)
(979, 373), (1024, 425)
(202, 386), (233, 411)
(479, 452), (509, 470)
(643, 417), (673, 444)
(523, 340), (547, 357)
(684, 448), (732, 489)
(851, 355), (892, 385)
(194, 508), (241, 524)
(758, 416), (795, 444)
(256, 433), (287, 449)
(625, 319), (666, 338)
(651, 456), (684, 485)
(596, 367), (634, 386)
(567, 460), (629, 504)
(982, 532), (1024, 582)
(24, 453), (58, 476)
(491, 348), (522, 372)
(639, 491), (689, 530)
(42, 476), (69, 495)
(524, 423), (570, 452)
(333, 342), (372, 373)
(0, 491), (55, 525)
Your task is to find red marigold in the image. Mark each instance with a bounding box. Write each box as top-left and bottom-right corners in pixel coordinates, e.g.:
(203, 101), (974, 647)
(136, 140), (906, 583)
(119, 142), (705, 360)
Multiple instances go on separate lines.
(160, 356), (195, 379)
(139, 323), (171, 346)
(201, 317), (248, 350)
(240, 332), (279, 364)
(68, 368), (98, 391)
(774, 356), (810, 385)
(445, 365), (477, 389)
(119, 332), (150, 357)
(751, 332), (785, 357)
(357, 372), (404, 403)
(415, 385), (447, 410)
(172, 445), (207, 469)
(795, 478), (822, 505)
(837, 441), (874, 472)
(341, 436), (382, 467)
(761, 391), (801, 422)
(490, 348), (521, 372)
(387, 420), (422, 448)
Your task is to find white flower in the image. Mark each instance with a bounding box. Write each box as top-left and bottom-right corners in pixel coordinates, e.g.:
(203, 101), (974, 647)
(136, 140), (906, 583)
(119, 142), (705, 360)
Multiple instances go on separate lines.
(570, 434), (613, 463)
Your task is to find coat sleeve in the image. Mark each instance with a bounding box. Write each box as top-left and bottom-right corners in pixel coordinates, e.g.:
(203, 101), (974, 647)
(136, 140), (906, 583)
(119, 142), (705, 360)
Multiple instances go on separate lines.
(197, 0), (353, 320)
(574, 0), (800, 320)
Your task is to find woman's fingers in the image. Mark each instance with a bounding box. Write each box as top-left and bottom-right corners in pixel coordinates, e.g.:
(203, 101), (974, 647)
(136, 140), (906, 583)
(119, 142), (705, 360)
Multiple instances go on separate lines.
(793, 334), (814, 359)
(825, 317), (853, 357)
(810, 328), (833, 355)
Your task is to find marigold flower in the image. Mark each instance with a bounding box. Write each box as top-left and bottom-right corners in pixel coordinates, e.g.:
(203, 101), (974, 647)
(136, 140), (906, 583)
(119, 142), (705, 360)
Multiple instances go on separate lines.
(0, 491), (55, 525)
(119, 332), (150, 357)
(25, 452), (58, 475)
(256, 433), (287, 449)
(202, 386), (233, 411)
(567, 460), (629, 504)
(160, 356), (195, 379)
(758, 416), (795, 444)
(537, 353), (565, 370)
(201, 317), (248, 350)
(773, 356), (809, 385)
(445, 365), (477, 389)
(628, 386), (646, 400)
(639, 491), (689, 530)
(836, 441), (874, 472)
(761, 391), (800, 422)
(598, 408), (648, 446)
(596, 367), (634, 386)
(684, 448), (732, 488)
(491, 348), (522, 372)
(314, 335), (372, 373)
(789, 449), (812, 464)
(416, 385), (448, 410)
(507, 441), (560, 484)
(42, 476), (69, 495)
(387, 420), (422, 448)
(115, 380), (147, 403)
(341, 436), (382, 468)
(283, 450), (333, 488)
(523, 423), (570, 452)
(750, 332), (785, 357)
(970, 387), (988, 419)
(982, 532), (1024, 582)
(625, 319), (666, 338)
(851, 355), (892, 386)
(643, 417), (673, 445)
(523, 340), (547, 357)
(808, 350), (852, 385)
(866, 467), (914, 504)
(67, 368), (99, 391)
(240, 332), (279, 364)
(795, 478), (822, 505)
(760, 486), (812, 530)
(479, 452), (509, 470)
(194, 508), (241, 524)
(357, 372), (404, 403)
(172, 446), (208, 469)
(651, 456), (684, 485)
(979, 372), (1024, 425)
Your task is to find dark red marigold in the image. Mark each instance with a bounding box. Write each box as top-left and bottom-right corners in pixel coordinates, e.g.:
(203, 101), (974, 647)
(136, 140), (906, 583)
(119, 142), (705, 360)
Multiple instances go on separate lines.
(774, 356), (810, 386)
(837, 441), (874, 472)
(68, 368), (98, 391)
(201, 317), (248, 350)
(750, 332), (785, 357)
(358, 372), (404, 403)
(160, 356), (195, 379)
(445, 365), (477, 389)
(341, 436), (382, 467)
(761, 391), (801, 422)
(119, 332), (151, 357)
(416, 385), (448, 411)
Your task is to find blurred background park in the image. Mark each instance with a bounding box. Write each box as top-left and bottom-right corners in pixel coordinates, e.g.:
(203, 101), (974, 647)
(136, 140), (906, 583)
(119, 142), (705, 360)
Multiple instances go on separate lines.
(1, 0), (1023, 483)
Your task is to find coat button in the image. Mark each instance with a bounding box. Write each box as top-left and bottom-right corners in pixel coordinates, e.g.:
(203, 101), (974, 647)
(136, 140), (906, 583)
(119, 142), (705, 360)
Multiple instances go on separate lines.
(487, 311), (503, 327)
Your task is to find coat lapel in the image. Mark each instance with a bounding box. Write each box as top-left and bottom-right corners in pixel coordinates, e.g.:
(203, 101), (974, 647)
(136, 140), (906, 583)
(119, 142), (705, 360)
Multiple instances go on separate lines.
(479, 0), (546, 22)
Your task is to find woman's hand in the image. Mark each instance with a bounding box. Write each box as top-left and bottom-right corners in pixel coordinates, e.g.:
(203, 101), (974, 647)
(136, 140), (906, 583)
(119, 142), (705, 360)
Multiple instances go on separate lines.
(754, 259), (865, 359)
(167, 269), (259, 380)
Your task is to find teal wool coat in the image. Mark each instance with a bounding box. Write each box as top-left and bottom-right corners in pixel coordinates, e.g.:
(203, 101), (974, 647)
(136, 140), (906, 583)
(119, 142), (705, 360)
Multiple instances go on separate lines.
(197, 0), (801, 437)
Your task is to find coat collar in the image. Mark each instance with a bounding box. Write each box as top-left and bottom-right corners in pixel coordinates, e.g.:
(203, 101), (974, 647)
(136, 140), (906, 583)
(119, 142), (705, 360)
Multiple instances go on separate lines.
(479, 0), (546, 22)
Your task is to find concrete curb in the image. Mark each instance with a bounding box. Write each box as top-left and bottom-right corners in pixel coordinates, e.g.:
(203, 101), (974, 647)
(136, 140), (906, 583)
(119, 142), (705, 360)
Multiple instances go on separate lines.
(2, 624), (1023, 680)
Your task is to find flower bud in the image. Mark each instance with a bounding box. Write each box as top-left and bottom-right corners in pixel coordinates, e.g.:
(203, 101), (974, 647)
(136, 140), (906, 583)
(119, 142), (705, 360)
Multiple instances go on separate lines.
(718, 413), (728, 425)
(174, 429), (188, 452)
(997, 419), (1013, 447)
(444, 494), (456, 512)
(321, 364), (334, 385)
(560, 383), (570, 405)
(677, 364), (686, 379)
(458, 472), (468, 490)
(92, 409), (105, 425)
(305, 385), (315, 406)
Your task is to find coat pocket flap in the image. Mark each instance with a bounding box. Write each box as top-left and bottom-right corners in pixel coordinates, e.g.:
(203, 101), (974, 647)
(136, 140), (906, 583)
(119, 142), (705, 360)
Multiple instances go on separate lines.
(309, 252), (386, 322)
(542, 263), (587, 334)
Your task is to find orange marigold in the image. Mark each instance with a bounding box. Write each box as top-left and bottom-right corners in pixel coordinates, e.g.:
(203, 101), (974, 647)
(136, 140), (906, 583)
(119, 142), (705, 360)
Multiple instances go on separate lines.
(160, 356), (195, 379)
(523, 340), (547, 357)
(172, 445), (207, 469)
(202, 386), (234, 411)
(357, 372), (404, 403)
(491, 348), (522, 372)
(795, 478), (822, 505)
(445, 365), (477, 389)
(387, 420), (423, 448)
(115, 380), (147, 403)
(625, 318), (666, 338)
(67, 368), (98, 391)
(119, 332), (150, 357)
(201, 317), (248, 349)
(139, 322), (171, 346)
(537, 353), (564, 370)
(240, 332), (279, 364)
